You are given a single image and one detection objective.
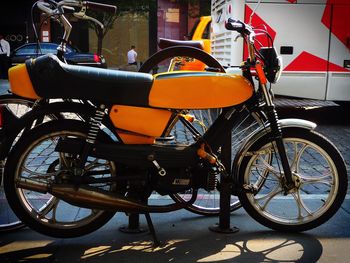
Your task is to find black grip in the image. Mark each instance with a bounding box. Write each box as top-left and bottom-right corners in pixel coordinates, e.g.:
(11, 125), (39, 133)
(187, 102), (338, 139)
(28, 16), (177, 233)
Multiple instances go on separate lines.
(84, 1), (117, 14)
(225, 18), (245, 33)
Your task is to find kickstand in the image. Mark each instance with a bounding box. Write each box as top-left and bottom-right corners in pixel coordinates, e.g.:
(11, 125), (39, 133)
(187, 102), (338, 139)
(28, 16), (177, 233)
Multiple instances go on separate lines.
(144, 213), (160, 247)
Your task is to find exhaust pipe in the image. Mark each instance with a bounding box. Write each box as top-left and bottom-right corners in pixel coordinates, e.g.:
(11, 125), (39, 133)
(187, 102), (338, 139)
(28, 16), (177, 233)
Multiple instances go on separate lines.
(16, 178), (197, 213)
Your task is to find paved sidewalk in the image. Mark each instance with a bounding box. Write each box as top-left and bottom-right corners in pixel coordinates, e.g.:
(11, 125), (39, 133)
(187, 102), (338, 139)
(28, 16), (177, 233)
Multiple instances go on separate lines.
(1, 199), (350, 263)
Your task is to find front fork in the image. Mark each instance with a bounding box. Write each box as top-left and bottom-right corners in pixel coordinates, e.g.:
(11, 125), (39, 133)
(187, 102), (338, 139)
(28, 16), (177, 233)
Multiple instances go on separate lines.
(265, 105), (295, 189)
(258, 72), (295, 191)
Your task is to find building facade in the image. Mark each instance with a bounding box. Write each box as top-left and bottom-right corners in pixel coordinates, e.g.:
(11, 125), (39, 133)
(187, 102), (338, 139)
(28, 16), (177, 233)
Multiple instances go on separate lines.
(0, 0), (210, 69)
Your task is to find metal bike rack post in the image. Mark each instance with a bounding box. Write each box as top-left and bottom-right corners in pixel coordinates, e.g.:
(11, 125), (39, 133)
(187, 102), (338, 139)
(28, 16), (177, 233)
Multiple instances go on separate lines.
(119, 213), (147, 233)
(209, 128), (239, 233)
(119, 188), (148, 233)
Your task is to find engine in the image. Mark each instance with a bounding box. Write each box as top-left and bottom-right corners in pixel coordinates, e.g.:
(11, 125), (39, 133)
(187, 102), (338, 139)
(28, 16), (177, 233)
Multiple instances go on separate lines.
(150, 163), (218, 195)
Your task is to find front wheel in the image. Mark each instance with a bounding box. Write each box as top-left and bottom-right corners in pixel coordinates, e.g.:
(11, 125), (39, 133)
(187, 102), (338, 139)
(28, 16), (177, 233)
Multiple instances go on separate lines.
(238, 128), (348, 232)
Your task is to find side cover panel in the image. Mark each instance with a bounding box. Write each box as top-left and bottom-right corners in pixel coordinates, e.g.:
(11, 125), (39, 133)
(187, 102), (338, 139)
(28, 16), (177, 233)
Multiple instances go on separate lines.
(110, 105), (172, 137)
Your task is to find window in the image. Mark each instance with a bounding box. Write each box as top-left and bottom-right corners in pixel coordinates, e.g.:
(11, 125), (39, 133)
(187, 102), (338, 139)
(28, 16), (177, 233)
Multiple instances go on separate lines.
(202, 21), (211, 39)
(15, 46), (35, 55)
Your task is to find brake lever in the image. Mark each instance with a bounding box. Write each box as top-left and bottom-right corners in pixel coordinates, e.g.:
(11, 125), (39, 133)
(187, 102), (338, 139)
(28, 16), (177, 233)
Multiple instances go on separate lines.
(234, 34), (242, 42)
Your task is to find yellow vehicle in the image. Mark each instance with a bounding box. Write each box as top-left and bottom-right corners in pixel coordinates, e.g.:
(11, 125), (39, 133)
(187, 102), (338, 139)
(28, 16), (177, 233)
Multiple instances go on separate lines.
(190, 16), (211, 53)
(155, 16), (212, 72)
(179, 16), (211, 71)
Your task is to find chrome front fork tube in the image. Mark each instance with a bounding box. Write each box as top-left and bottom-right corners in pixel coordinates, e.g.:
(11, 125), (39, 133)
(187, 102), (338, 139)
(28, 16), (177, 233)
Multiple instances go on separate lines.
(260, 83), (295, 190)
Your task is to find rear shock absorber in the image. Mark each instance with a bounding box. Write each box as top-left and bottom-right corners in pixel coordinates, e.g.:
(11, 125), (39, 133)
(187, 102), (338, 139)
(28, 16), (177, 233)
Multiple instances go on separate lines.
(75, 104), (106, 173)
(87, 105), (105, 144)
(206, 168), (219, 191)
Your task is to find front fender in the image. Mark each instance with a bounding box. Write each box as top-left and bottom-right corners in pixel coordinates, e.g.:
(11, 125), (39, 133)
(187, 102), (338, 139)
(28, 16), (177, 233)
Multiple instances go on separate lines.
(232, 118), (317, 181)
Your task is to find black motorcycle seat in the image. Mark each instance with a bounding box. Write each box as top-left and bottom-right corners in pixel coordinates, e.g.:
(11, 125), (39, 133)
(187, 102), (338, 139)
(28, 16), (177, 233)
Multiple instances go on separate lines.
(25, 54), (154, 106)
(158, 38), (204, 50)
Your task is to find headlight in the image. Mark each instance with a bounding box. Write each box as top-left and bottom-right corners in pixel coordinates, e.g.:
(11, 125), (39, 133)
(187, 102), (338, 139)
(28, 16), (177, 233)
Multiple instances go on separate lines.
(273, 55), (283, 83)
(259, 47), (282, 84)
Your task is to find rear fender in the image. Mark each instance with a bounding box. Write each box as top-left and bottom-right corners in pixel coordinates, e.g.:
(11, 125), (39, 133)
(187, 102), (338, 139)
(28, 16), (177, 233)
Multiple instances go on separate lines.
(232, 118), (317, 181)
(0, 101), (102, 160)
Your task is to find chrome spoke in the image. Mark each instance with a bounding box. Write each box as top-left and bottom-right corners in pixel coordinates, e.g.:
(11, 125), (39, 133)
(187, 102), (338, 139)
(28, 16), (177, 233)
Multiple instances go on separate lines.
(299, 172), (334, 187)
(290, 143), (307, 172)
(253, 154), (281, 179)
(254, 185), (283, 211)
(292, 191), (313, 219)
(37, 197), (59, 219)
(21, 165), (56, 179)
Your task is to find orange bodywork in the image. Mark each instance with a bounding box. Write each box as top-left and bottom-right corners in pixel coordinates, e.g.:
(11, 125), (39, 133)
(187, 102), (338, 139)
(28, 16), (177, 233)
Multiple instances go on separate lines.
(149, 71), (254, 109)
(117, 131), (156, 144)
(109, 105), (172, 144)
(8, 63), (40, 99)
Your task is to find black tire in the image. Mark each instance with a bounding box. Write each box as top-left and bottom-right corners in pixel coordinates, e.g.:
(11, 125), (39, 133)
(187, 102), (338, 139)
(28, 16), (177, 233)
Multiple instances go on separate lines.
(4, 119), (116, 238)
(139, 46), (225, 74)
(238, 127), (348, 232)
(139, 45), (238, 216)
(166, 108), (265, 216)
(0, 94), (34, 232)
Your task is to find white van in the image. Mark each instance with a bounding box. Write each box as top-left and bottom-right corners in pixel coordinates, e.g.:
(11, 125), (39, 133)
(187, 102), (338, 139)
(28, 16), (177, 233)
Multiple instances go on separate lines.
(210, 0), (350, 102)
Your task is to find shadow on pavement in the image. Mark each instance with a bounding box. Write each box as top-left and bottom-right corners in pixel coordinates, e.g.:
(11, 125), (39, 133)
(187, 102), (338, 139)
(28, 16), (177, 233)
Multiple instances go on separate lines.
(0, 228), (323, 263)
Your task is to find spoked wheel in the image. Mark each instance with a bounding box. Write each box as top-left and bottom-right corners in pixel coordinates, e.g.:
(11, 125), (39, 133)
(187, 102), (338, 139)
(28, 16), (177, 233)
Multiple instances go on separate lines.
(139, 46), (225, 74)
(140, 49), (266, 215)
(0, 94), (34, 232)
(4, 120), (117, 238)
(168, 108), (266, 216)
(238, 128), (348, 232)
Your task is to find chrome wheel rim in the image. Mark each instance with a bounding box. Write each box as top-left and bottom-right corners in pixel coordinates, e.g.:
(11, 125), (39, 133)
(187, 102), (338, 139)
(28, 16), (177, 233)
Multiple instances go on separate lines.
(244, 138), (338, 225)
(14, 130), (116, 230)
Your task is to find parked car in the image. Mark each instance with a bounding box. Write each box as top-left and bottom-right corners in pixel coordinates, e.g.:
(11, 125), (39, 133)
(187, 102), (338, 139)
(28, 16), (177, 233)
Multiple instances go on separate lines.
(10, 42), (107, 68)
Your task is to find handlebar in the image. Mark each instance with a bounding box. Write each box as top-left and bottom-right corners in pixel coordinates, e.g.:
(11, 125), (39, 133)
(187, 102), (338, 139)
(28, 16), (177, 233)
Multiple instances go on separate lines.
(84, 1), (117, 14)
(36, 1), (56, 16)
(35, 0), (117, 60)
(225, 18), (246, 34)
(225, 18), (256, 62)
(225, 17), (282, 85)
(36, 0), (117, 18)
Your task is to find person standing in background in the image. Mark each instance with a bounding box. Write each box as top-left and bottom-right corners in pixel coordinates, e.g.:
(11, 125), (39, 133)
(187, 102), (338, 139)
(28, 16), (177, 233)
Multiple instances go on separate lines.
(0, 34), (10, 79)
(127, 45), (137, 66)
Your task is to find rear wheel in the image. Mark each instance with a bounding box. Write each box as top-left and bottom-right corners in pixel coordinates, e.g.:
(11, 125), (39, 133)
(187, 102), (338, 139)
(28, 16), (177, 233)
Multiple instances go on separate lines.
(164, 108), (265, 216)
(238, 128), (348, 231)
(4, 120), (117, 237)
(0, 94), (34, 232)
(140, 48), (264, 215)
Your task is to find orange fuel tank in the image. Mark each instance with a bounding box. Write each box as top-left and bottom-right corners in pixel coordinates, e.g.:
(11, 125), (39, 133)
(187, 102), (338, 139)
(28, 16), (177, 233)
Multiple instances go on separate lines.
(149, 71), (254, 109)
